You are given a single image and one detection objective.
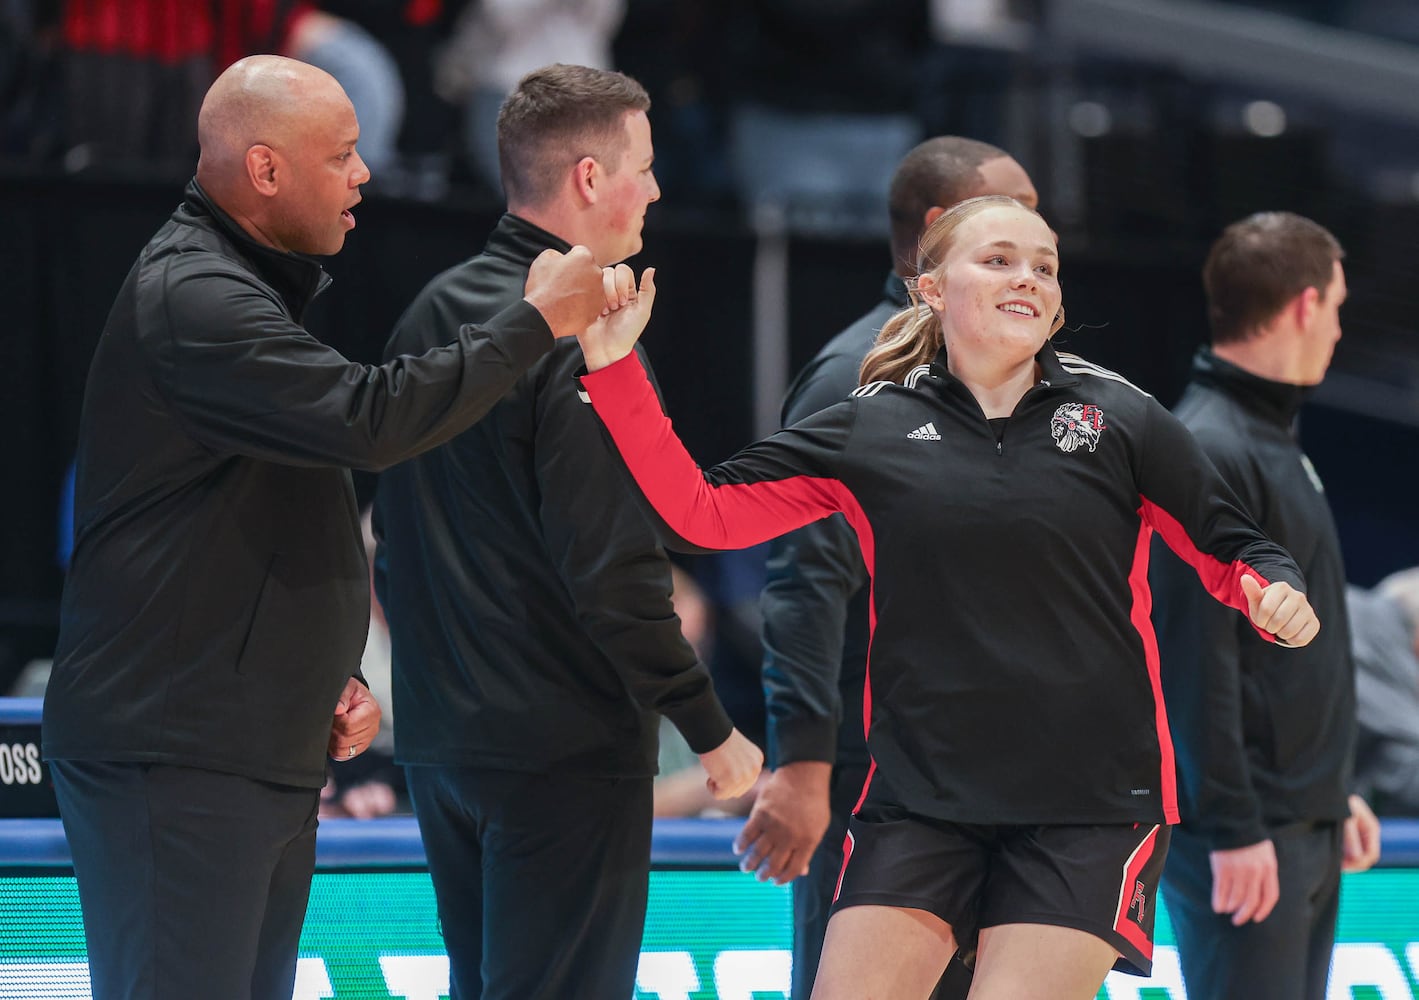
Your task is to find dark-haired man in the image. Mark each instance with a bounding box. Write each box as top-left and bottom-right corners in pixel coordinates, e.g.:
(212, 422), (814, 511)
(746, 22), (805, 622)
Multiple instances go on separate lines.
(1152, 211), (1381, 1000)
(373, 63), (761, 999)
(733, 135), (1036, 999)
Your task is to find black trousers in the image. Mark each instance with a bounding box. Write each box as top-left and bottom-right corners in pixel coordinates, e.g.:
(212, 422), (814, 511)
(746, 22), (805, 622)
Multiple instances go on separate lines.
(1163, 822), (1343, 1000)
(790, 762), (972, 1000)
(405, 764), (653, 1000)
(50, 759), (320, 1000)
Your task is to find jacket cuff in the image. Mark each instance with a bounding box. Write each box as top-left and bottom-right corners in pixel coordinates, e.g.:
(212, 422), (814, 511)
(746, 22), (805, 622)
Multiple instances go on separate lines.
(487, 298), (556, 368)
(662, 690), (735, 756)
(1197, 814), (1271, 851)
(768, 716), (839, 769)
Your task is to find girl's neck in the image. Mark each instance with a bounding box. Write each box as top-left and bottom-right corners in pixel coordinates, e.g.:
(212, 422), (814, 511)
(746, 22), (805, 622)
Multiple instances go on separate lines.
(949, 356), (1042, 419)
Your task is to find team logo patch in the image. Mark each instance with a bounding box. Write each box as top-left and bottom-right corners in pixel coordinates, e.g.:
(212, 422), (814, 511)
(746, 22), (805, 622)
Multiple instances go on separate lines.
(1050, 403), (1106, 453)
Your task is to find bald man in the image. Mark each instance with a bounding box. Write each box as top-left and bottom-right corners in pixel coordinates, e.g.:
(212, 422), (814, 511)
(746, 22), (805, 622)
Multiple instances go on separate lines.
(738, 136), (1037, 1000)
(42, 55), (608, 1000)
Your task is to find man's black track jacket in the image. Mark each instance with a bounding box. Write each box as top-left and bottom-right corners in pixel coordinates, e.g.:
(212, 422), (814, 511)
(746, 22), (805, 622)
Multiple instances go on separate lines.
(1152, 348), (1355, 848)
(43, 181), (556, 788)
(373, 214), (732, 776)
(581, 344), (1307, 825)
(760, 273), (908, 770)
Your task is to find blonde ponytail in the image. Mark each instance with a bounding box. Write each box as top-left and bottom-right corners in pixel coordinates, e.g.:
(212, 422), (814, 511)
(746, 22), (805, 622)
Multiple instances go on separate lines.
(860, 292), (942, 386)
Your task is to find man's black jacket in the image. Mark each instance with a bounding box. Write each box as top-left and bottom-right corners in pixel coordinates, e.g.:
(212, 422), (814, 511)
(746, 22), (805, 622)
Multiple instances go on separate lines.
(374, 214), (732, 777)
(1153, 348), (1355, 847)
(43, 181), (555, 788)
(760, 273), (908, 769)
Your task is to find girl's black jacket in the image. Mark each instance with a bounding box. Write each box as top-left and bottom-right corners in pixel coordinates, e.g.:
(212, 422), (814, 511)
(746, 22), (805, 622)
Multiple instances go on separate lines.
(580, 344), (1308, 825)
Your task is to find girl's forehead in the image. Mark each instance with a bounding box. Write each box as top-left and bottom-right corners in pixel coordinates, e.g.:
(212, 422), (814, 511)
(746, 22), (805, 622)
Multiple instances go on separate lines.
(957, 205), (1054, 244)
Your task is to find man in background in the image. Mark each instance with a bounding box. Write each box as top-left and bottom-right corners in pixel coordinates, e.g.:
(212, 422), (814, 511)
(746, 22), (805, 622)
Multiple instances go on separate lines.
(1151, 211), (1382, 1000)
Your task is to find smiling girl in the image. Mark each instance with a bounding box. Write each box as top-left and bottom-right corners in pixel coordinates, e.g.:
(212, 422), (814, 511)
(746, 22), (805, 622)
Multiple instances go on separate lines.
(575, 195), (1322, 1000)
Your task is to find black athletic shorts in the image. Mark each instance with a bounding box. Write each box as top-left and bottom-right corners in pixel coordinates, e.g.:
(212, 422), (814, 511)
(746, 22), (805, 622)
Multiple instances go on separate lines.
(831, 807), (1171, 976)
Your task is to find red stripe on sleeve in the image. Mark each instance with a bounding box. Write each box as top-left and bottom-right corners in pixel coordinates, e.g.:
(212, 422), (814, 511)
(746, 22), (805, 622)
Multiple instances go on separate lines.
(1140, 495), (1276, 643)
(1127, 520), (1178, 824)
(582, 353), (870, 552)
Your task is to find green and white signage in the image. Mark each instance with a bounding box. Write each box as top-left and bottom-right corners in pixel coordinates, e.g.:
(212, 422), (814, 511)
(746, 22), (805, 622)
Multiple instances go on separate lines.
(2, 868), (1417, 998)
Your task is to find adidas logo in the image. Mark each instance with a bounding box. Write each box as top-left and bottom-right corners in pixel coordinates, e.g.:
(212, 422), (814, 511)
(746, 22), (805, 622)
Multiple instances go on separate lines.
(906, 422), (941, 441)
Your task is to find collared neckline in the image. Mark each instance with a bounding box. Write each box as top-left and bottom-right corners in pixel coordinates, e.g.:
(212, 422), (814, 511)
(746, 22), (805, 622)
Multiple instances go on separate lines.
(1190, 346), (1312, 428)
(488, 213), (573, 262)
(178, 178), (331, 320)
(927, 340), (1081, 390)
(883, 271), (912, 309)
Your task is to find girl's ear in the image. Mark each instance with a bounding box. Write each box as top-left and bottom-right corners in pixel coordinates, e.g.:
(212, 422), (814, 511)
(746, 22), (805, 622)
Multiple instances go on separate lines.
(916, 270), (945, 313)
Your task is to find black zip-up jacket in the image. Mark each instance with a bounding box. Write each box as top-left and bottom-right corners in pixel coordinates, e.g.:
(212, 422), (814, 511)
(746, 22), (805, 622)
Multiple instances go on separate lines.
(373, 214), (732, 776)
(43, 181), (555, 789)
(1152, 349), (1355, 847)
(581, 344), (1307, 824)
(760, 273), (909, 769)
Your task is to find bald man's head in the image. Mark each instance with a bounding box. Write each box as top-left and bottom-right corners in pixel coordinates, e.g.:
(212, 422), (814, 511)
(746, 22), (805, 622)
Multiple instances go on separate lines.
(197, 56), (347, 185)
(195, 55), (369, 256)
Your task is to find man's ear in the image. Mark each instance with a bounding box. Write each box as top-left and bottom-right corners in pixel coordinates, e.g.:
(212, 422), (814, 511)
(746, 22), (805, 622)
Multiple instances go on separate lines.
(246, 145), (279, 197)
(573, 155), (599, 205)
(923, 205), (946, 230)
(1293, 285), (1321, 330)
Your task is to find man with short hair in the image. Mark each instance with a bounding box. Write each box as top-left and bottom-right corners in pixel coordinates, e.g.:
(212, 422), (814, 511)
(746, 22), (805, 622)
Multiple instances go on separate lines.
(1151, 211), (1382, 1000)
(732, 135), (1037, 999)
(42, 55), (609, 999)
(373, 63), (761, 999)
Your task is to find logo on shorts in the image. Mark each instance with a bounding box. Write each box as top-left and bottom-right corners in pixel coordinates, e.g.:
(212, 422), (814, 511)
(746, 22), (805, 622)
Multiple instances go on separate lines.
(1127, 880), (1147, 925)
(1050, 403), (1106, 453)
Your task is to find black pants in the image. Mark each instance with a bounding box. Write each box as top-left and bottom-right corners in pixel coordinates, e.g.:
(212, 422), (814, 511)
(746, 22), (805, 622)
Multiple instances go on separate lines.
(405, 764), (653, 1000)
(1163, 822), (1342, 1000)
(50, 759), (320, 1000)
(790, 762), (972, 1000)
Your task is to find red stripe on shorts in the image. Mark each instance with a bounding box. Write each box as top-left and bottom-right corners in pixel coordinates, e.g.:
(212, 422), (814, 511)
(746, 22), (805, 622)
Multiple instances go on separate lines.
(1113, 824), (1161, 960)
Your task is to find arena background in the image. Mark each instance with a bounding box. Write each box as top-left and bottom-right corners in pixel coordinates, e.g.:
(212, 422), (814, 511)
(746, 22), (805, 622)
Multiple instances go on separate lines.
(1, 1), (1418, 997)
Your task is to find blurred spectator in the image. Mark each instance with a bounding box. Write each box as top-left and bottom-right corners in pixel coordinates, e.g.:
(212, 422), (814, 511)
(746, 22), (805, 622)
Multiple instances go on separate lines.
(314, 0), (465, 199)
(1347, 568), (1419, 816)
(435, 0), (625, 195)
(920, 0), (1038, 148)
(723, 0), (928, 232)
(54, 0), (403, 174)
(612, 0), (735, 203)
(287, 7), (404, 173)
(1, 0), (61, 159)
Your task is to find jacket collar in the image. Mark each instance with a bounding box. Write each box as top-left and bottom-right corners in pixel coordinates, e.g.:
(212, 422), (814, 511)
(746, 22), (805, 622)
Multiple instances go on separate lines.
(926, 340), (1081, 391)
(489, 213), (573, 263)
(882, 271), (911, 309)
(1190, 346), (1311, 428)
(178, 178), (331, 321)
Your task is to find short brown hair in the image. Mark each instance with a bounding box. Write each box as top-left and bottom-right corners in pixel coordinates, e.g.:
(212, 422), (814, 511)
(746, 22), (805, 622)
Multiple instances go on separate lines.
(888, 137), (1010, 277)
(1203, 212), (1344, 344)
(496, 64), (651, 208)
